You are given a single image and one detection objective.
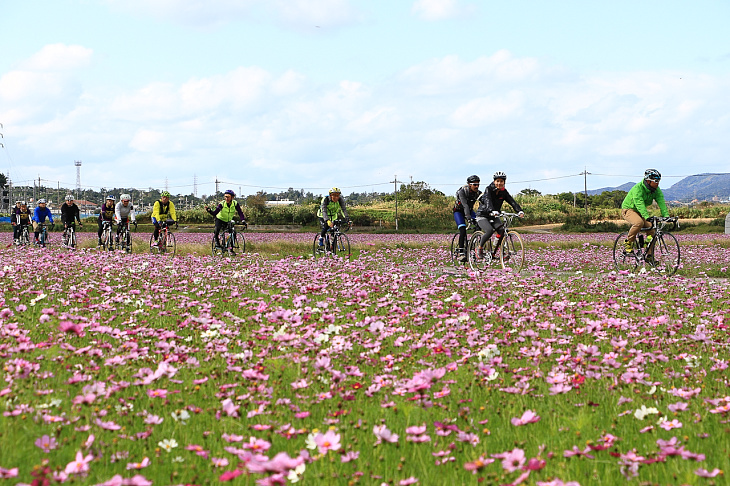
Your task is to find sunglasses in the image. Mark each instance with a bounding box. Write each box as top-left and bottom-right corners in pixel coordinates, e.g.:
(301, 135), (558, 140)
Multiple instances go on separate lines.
(469, 183), (480, 187)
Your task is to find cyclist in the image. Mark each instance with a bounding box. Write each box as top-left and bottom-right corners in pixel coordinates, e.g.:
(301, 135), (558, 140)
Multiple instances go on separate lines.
(205, 189), (247, 248)
(452, 175), (482, 261)
(317, 187), (350, 247)
(97, 195), (116, 246)
(114, 194), (137, 243)
(61, 195), (82, 240)
(151, 191), (177, 246)
(32, 199), (54, 246)
(474, 171), (524, 258)
(12, 201), (31, 245)
(621, 169), (669, 256)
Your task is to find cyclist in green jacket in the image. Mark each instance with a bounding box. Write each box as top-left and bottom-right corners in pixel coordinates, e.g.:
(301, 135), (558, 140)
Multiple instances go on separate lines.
(317, 187), (350, 247)
(621, 169), (670, 254)
(206, 190), (247, 248)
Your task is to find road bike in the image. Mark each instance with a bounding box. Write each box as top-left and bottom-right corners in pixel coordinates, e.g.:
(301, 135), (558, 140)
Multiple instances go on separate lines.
(35, 222), (53, 248)
(212, 221), (246, 257)
(62, 225), (78, 249)
(149, 220), (176, 256)
(313, 219), (351, 260)
(100, 221), (115, 251)
(17, 223), (31, 246)
(467, 212), (525, 273)
(613, 216), (680, 275)
(115, 221), (136, 254)
(449, 219), (479, 267)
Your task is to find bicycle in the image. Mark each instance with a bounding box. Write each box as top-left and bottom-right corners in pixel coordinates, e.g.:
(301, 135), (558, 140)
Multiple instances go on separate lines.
(149, 220), (176, 256)
(212, 221), (246, 257)
(115, 221), (137, 254)
(17, 224), (31, 246)
(99, 221), (115, 251)
(313, 219), (351, 260)
(449, 219), (479, 267)
(62, 224), (80, 249)
(613, 216), (680, 275)
(467, 212), (525, 273)
(35, 222), (53, 248)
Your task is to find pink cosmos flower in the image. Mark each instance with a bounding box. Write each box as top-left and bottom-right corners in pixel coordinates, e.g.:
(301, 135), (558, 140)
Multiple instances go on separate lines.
(64, 450), (94, 475)
(243, 437), (272, 452)
(314, 430), (341, 454)
(341, 451), (360, 463)
(400, 478), (418, 485)
(35, 434), (58, 453)
(146, 388), (167, 398)
(143, 414), (164, 425)
(694, 468), (722, 478)
(95, 418), (121, 430)
(464, 456), (495, 473)
(126, 457), (150, 470)
(0, 468), (18, 479)
(211, 457), (230, 467)
(373, 425), (399, 444)
(511, 410), (541, 426)
(659, 419), (682, 430)
(223, 433), (245, 442)
(220, 469), (244, 482)
(495, 448), (526, 473)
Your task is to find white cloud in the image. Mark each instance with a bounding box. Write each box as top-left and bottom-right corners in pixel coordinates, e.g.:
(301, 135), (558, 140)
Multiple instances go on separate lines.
(271, 0), (364, 29)
(411, 0), (475, 21)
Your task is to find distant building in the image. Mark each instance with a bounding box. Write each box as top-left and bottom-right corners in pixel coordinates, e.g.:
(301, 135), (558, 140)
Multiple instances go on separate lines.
(264, 200), (295, 207)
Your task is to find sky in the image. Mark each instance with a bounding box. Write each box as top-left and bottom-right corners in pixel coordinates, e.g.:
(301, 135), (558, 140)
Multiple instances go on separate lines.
(2, 0), (730, 198)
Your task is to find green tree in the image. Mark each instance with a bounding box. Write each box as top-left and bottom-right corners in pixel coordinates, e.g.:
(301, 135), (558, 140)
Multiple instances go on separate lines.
(518, 188), (542, 197)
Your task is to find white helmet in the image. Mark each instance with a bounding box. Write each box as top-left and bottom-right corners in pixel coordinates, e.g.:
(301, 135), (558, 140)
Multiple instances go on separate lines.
(65, 194), (74, 201)
(120, 194), (131, 201)
(38, 199), (47, 204)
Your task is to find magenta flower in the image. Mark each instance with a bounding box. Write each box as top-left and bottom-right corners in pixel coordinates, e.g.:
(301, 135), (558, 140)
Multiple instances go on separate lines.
(341, 451), (360, 463)
(64, 450), (94, 475)
(511, 410), (541, 426)
(146, 388), (168, 398)
(35, 434), (58, 453)
(495, 448), (526, 473)
(94, 418), (121, 430)
(126, 457), (150, 470)
(399, 477), (419, 485)
(659, 419), (682, 430)
(242, 436), (272, 452)
(694, 468), (722, 478)
(0, 468), (18, 479)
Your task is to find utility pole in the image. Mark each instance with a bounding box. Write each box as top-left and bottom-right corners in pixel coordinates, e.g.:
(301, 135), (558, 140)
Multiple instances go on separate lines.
(215, 177), (220, 195)
(580, 169), (591, 213)
(390, 175), (403, 231)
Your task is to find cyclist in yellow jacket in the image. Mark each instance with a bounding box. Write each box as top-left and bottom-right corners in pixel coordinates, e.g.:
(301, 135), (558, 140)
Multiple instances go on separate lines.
(317, 187), (350, 247)
(151, 191), (177, 245)
(206, 189), (247, 248)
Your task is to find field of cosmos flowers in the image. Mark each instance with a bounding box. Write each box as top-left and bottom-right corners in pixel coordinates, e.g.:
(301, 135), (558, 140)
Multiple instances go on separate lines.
(1, 230), (729, 486)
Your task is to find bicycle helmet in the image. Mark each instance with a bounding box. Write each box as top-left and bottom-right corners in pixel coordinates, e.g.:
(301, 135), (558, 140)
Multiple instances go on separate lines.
(105, 195), (115, 201)
(65, 194), (74, 201)
(19, 201), (27, 206)
(644, 169), (661, 182)
(224, 189), (235, 197)
(120, 194), (131, 201)
(38, 199), (46, 204)
(329, 187), (341, 195)
(160, 191), (171, 198)
(15, 200), (23, 205)
(466, 175), (480, 184)
(493, 171), (507, 181)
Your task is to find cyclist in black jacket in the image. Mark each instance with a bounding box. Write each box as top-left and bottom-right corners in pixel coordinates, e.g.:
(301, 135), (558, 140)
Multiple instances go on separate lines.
(452, 175), (482, 261)
(474, 171), (524, 256)
(61, 195), (82, 233)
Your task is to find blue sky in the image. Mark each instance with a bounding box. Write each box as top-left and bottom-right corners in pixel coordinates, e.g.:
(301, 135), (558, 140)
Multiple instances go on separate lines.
(2, 0), (730, 198)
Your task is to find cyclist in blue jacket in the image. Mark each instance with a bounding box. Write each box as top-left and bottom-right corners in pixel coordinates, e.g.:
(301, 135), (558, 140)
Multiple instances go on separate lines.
(32, 199), (54, 246)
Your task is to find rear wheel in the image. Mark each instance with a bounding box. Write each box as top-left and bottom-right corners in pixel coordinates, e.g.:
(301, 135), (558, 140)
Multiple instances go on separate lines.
(333, 233), (351, 260)
(651, 232), (680, 275)
(500, 231), (524, 273)
(450, 232), (465, 267)
(613, 232), (638, 273)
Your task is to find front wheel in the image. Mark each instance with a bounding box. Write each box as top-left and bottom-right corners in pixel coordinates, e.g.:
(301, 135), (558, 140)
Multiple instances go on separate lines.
(651, 232), (680, 275)
(467, 231), (492, 272)
(164, 232), (176, 257)
(313, 233), (328, 258)
(500, 231), (524, 273)
(123, 231), (132, 254)
(333, 233), (351, 260)
(150, 233), (162, 255)
(613, 232), (638, 273)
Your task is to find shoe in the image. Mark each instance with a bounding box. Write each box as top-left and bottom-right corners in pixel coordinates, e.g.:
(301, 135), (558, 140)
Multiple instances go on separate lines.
(98, 239), (103, 246)
(623, 240), (633, 253)
(645, 235), (653, 246)
(477, 247), (485, 259)
(13, 239), (18, 246)
(150, 242), (159, 248)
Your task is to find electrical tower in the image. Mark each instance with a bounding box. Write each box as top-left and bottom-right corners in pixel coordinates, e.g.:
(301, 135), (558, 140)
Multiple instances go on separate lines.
(74, 161), (82, 199)
(165, 178), (169, 192)
(193, 174), (198, 197)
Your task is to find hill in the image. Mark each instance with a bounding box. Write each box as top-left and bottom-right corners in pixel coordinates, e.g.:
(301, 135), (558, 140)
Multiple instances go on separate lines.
(587, 173), (730, 202)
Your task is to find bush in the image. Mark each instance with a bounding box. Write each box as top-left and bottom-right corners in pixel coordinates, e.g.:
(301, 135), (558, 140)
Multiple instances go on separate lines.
(560, 213), (623, 233)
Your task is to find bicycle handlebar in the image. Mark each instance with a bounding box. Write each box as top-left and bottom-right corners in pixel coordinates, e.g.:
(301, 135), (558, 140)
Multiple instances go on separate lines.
(647, 216), (679, 231)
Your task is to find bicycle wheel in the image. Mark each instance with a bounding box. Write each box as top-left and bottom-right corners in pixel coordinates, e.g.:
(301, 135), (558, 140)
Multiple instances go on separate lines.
(123, 230), (131, 254)
(225, 232), (237, 257)
(450, 232), (462, 266)
(500, 231), (524, 273)
(21, 228), (30, 246)
(149, 233), (162, 255)
(333, 233), (351, 260)
(313, 233), (327, 258)
(651, 232), (680, 276)
(236, 232), (245, 254)
(165, 232), (176, 257)
(467, 231), (491, 271)
(613, 232), (639, 273)
(102, 228), (112, 251)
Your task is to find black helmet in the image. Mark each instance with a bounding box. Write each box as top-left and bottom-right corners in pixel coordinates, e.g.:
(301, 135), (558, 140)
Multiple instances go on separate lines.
(644, 169), (661, 182)
(466, 175), (480, 184)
